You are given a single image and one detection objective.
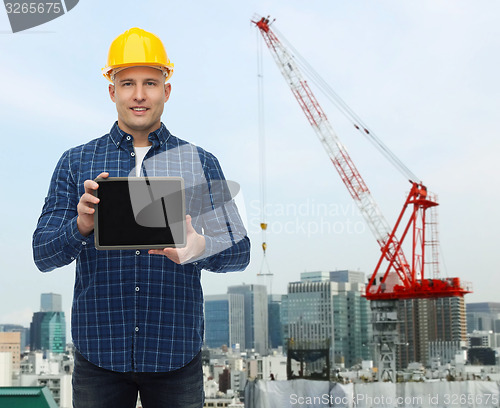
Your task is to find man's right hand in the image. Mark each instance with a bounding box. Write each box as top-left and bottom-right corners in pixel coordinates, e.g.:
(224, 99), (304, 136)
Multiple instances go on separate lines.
(77, 172), (109, 236)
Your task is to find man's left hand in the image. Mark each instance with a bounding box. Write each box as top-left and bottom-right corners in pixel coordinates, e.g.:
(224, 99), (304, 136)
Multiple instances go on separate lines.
(148, 215), (206, 264)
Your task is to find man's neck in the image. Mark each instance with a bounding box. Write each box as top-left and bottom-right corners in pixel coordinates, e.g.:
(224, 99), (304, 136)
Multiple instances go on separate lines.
(117, 121), (158, 147)
(132, 134), (152, 147)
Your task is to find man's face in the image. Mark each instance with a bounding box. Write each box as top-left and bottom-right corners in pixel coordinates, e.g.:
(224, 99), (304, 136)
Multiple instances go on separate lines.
(109, 66), (171, 138)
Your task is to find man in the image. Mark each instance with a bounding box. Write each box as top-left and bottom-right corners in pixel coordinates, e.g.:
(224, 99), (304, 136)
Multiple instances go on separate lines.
(33, 27), (250, 408)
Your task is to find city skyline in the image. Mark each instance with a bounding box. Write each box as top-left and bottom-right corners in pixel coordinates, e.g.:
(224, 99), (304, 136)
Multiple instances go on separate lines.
(1, 1), (499, 332)
(1, 272), (499, 334)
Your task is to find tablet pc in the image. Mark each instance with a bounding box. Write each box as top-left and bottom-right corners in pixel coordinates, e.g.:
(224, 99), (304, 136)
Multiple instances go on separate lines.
(94, 177), (186, 250)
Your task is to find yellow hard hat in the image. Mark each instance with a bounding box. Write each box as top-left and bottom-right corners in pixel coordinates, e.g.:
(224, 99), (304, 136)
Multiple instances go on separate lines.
(102, 27), (174, 83)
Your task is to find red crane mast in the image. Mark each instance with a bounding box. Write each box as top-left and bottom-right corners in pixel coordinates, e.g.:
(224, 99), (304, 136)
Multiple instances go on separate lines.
(253, 16), (471, 301)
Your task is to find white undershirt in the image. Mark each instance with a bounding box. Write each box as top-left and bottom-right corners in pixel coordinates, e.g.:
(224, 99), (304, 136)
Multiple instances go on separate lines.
(134, 146), (151, 176)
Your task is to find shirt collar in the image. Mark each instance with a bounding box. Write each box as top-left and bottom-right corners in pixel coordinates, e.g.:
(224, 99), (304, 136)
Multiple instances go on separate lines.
(109, 121), (171, 148)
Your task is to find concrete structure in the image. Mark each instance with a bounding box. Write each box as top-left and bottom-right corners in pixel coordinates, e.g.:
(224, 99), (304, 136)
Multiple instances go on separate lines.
(0, 331), (21, 376)
(205, 294), (245, 349)
(260, 354), (289, 381)
(0, 352), (13, 386)
(286, 271), (372, 369)
(398, 296), (467, 369)
(227, 284), (268, 354)
(468, 330), (496, 348)
(0, 324), (30, 352)
(428, 340), (468, 367)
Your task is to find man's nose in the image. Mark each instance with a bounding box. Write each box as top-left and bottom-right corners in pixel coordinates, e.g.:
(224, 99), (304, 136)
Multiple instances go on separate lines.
(133, 85), (146, 101)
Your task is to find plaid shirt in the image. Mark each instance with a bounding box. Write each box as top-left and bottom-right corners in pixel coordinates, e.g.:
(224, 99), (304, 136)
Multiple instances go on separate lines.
(33, 122), (250, 372)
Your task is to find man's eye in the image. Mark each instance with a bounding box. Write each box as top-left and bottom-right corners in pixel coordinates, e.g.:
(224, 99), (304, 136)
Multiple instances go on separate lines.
(146, 82), (156, 86)
(122, 82), (132, 87)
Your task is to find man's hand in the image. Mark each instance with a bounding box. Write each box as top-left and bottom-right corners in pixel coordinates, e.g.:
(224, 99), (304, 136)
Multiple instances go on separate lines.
(148, 215), (206, 264)
(76, 172), (109, 237)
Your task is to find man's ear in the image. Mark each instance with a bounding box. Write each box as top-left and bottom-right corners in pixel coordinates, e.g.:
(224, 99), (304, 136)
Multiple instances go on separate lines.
(109, 84), (116, 102)
(165, 83), (172, 102)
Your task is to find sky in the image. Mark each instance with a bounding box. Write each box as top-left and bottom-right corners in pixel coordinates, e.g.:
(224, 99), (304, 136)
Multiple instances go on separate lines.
(0, 0), (499, 333)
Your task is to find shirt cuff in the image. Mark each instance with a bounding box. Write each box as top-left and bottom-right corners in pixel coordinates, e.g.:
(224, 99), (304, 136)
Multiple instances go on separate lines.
(65, 216), (94, 256)
(187, 235), (215, 270)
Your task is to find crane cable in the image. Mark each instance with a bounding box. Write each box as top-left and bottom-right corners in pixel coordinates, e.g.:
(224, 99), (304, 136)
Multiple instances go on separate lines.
(273, 26), (419, 184)
(256, 27), (273, 277)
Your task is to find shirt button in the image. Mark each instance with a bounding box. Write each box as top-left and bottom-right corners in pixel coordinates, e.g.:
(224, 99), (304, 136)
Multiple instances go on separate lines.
(70, 257), (75, 260)
(135, 286), (140, 292)
(82, 241), (87, 246)
(135, 327), (139, 332)
(193, 262), (198, 265)
(126, 136), (131, 141)
(131, 152), (135, 157)
(135, 250), (140, 256)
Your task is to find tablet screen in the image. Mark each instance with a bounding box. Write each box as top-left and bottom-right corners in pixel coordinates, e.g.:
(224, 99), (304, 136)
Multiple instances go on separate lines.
(94, 177), (186, 250)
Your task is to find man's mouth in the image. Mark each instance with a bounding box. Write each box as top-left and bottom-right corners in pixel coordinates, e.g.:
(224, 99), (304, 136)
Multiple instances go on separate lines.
(131, 107), (148, 112)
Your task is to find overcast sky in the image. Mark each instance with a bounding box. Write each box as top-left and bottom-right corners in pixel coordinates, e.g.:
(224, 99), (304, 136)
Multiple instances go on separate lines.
(1, 1), (499, 332)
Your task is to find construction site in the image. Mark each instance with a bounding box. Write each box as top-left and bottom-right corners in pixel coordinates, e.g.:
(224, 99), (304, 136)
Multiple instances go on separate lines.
(244, 13), (498, 408)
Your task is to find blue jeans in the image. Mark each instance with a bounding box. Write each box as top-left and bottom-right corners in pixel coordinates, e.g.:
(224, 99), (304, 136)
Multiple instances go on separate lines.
(72, 349), (204, 408)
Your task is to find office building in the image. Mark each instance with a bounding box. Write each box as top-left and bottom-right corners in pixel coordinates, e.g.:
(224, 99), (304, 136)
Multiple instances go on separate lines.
(286, 271), (372, 368)
(466, 302), (500, 333)
(268, 295), (284, 349)
(204, 294), (245, 349)
(228, 284), (268, 355)
(30, 294), (66, 354)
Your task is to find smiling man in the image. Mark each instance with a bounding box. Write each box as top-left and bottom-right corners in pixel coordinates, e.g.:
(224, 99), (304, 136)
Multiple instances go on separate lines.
(110, 66), (171, 145)
(33, 27), (250, 408)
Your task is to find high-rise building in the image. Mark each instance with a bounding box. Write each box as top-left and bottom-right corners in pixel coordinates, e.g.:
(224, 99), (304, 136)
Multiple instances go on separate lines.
(204, 294), (245, 349)
(286, 271), (372, 368)
(281, 294), (289, 349)
(398, 296), (467, 369)
(30, 294), (66, 354)
(40, 293), (62, 312)
(228, 284), (268, 355)
(466, 302), (500, 333)
(268, 294), (284, 349)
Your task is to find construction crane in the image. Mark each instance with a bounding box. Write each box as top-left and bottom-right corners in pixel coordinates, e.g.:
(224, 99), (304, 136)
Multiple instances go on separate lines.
(252, 15), (471, 380)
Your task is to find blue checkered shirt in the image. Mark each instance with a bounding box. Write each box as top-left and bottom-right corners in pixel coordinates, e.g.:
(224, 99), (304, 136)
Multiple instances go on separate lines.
(33, 122), (250, 372)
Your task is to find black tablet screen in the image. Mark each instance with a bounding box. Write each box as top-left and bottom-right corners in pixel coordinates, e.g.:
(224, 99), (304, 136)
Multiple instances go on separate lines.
(95, 178), (185, 249)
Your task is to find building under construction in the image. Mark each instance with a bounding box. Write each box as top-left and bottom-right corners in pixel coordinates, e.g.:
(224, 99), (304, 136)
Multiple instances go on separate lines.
(253, 15), (472, 380)
(397, 296), (467, 369)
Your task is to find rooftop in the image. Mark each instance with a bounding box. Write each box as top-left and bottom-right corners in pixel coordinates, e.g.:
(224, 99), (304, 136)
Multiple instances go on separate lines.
(0, 386), (58, 408)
